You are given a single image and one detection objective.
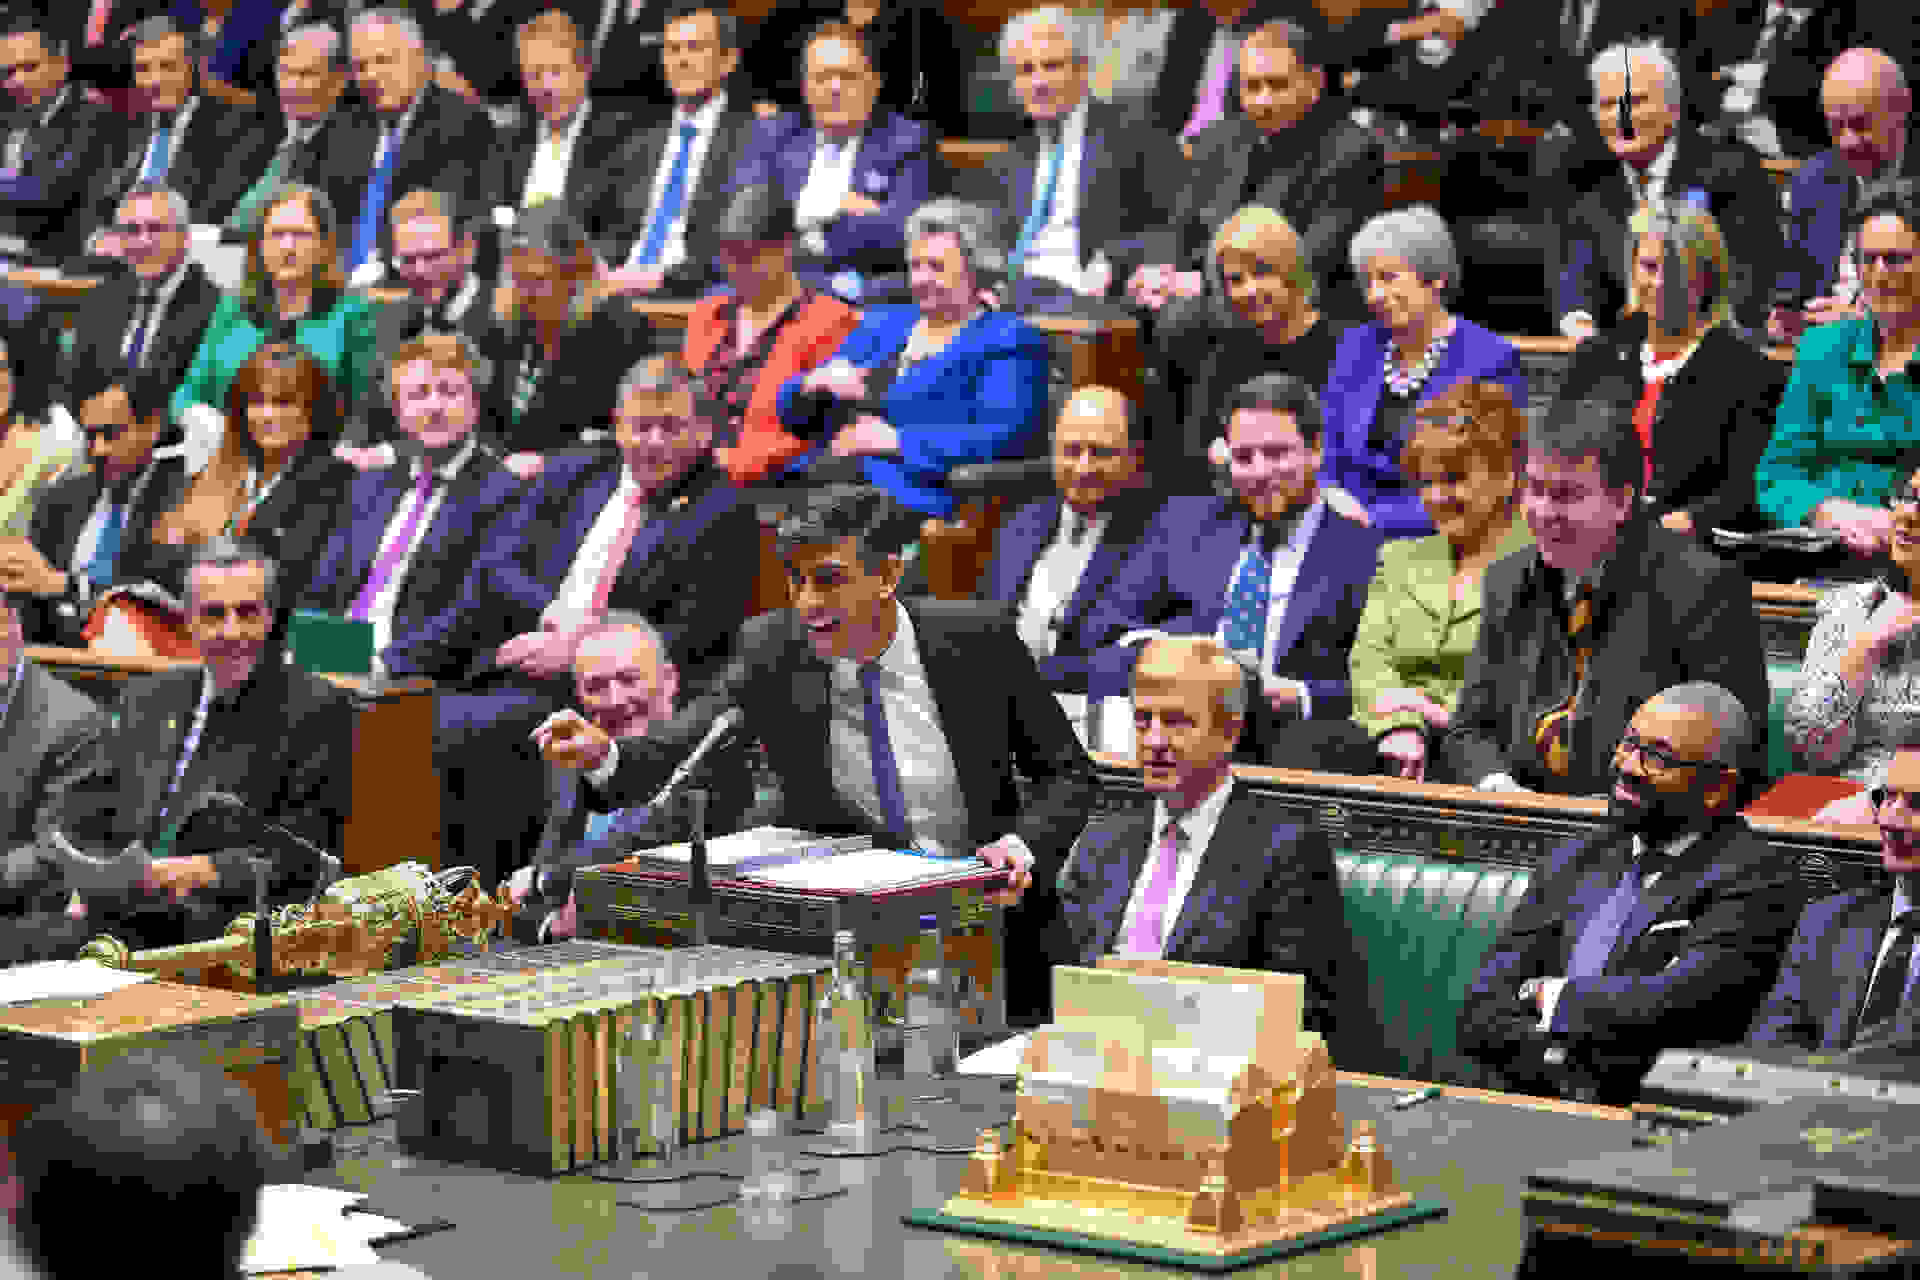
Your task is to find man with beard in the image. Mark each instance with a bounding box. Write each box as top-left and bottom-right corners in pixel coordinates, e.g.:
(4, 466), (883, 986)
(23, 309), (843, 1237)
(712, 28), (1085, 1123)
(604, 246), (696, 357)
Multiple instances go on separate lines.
(1747, 743), (1920, 1054)
(1457, 683), (1806, 1105)
(1078, 373), (1383, 768)
(1443, 387), (1770, 796)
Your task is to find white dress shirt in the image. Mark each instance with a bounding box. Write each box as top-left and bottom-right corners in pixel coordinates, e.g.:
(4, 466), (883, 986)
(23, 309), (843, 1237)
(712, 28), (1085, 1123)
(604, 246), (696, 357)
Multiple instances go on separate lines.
(364, 437), (475, 656)
(1115, 774), (1236, 957)
(552, 465), (647, 617)
(828, 601), (972, 858)
(1560, 137), (1679, 335)
(795, 130), (863, 255)
(1021, 97), (1089, 291)
(522, 101), (592, 209)
(1213, 495), (1324, 717)
(1016, 504), (1109, 659)
(1862, 876), (1920, 1023)
(627, 91), (728, 271)
(1536, 827), (1706, 1027)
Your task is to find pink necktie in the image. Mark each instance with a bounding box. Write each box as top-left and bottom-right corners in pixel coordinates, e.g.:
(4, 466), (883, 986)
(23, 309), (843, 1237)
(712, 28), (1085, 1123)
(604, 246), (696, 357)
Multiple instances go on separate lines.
(1182, 38), (1236, 140)
(348, 468), (436, 621)
(85, 0), (113, 46)
(590, 491), (651, 615)
(1123, 820), (1184, 954)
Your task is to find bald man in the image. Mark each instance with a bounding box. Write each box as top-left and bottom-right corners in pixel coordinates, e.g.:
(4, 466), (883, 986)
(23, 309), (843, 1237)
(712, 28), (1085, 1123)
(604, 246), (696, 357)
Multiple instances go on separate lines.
(1772, 48), (1919, 343)
(1458, 682), (1805, 1104)
(1054, 634), (1370, 1060)
(980, 385), (1163, 711)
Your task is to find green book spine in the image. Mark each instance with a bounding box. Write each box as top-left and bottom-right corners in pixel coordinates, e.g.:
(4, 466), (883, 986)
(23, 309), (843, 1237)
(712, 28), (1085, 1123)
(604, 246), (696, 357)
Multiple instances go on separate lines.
(545, 1014), (571, 1174)
(312, 1024), (371, 1125)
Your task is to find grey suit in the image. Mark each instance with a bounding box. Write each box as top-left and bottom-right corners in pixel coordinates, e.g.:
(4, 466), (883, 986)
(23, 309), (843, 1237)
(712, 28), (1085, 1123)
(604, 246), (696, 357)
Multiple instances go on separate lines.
(0, 662), (112, 911)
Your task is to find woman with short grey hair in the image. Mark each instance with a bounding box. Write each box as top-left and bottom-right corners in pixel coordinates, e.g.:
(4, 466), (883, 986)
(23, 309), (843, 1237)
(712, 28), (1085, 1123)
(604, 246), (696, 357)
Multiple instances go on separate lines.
(777, 197), (1052, 516)
(1320, 204), (1528, 538)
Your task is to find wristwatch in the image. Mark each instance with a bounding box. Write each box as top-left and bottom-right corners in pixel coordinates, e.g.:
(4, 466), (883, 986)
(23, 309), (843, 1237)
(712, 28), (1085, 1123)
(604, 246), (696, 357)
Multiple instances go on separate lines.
(1518, 978), (1545, 1008)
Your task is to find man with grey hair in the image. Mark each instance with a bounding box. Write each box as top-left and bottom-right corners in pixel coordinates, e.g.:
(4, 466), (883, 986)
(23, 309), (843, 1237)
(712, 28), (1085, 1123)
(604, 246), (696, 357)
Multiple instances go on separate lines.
(958, 5), (1183, 309)
(1555, 39), (1779, 340)
(384, 351), (759, 885)
(222, 23), (379, 238)
(1458, 681), (1805, 1105)
(344, 6), (501, 277)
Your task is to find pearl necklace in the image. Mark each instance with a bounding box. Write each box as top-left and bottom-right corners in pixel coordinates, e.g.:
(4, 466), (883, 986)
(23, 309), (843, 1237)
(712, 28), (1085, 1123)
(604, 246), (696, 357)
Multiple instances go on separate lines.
(1384, 323), (1453, 398)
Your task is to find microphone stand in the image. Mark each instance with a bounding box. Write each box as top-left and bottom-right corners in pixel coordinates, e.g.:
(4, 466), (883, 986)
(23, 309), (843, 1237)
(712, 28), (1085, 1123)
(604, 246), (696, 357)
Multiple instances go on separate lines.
(250, 855), (274, 996)
(686, 788), (710, 948)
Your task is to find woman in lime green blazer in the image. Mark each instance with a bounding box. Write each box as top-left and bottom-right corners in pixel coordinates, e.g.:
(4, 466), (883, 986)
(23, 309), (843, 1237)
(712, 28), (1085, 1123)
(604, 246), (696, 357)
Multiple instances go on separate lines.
(169, 184), (376, 466)
(1350, 380), (1533, 782)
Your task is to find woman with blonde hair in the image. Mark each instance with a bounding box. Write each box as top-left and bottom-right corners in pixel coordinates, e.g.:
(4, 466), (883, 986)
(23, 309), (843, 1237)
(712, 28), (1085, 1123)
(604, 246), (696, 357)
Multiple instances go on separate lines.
(170, 184), (378, 475)
(1349, 380), (1533, 781)
(1558, 199), (1783, 539)
(1152, 205), (1339, 494)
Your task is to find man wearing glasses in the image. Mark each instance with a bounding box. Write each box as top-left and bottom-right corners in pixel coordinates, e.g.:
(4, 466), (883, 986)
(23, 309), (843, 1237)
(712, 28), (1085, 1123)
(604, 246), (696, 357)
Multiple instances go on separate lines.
(59, 184), (220, 415)
(1458, 682), (1807, 1105)
(1747, 744), (1920, 1054)
(54, 536), (354, 951)
(0, 365), (187, 647)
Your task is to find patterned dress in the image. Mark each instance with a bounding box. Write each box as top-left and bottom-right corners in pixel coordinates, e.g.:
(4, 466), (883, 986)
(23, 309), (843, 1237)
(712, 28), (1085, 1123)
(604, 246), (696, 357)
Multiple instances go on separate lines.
(1784, 578), (1920, 784)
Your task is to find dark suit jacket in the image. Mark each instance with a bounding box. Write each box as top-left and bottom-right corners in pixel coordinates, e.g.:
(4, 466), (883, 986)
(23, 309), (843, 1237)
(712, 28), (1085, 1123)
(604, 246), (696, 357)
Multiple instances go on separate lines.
(279, 102), (384, 235)
(21, 455), (191, 648)
(1055, 786), (1364, 1056)
(1441, 516), (1771, 794)
(1554, 126), (1783, 331)
(480, 298), (656, 454)
(1558, 316), (1785, 535)
(0, 662), (109, 852)
(57, 660), (354, 905)
(0, 88), (130, 261)
(736, 109), (934, 284)
(594, 598), (1096, 887)
(301, 443), (529, 656)
(578, 101), (758, 298)
(1458, 818), (1805, 1104)
(58, 260), (223, 412)
(498, 101), (641, 214)
(1147, 103), (1382, 321)
(1746, 886), (1916, 1053)
(740, 0), (968, 140)
(337, 84), (504, 248)
(97, 95), (280, 226)
(960, 98), (1186, 292)
(1774, 145), (1920, 307)
(981, 489), (1162, 693)
(1146, 2), (1392, 140)
(1079, 495), (1385, 719)
(387, 453), (758, 687)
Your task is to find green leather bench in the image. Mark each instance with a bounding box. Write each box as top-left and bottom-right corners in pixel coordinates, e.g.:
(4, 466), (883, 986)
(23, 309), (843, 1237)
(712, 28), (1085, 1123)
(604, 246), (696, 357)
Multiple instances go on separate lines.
(1333, 851), (1533, 1086)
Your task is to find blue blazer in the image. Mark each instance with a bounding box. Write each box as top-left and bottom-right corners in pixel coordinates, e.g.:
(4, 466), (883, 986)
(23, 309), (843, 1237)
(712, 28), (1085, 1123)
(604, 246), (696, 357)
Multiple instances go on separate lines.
(980, 489), (1162, 693)
(777, 305), (1052, 518)
(1320, 319), (1528, 539)
(1775, 147), (1920, 305)
(1077, 494), (1384, 716)
(736, 110), (933, 286)
(301, 448), (528, 660)
(1745, 888), (1914, 1053)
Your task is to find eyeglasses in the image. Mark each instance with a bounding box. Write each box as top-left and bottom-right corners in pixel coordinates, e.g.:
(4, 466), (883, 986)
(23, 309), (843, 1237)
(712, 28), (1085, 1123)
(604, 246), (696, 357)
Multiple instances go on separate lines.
(617, 415), (697, 439)
(1870, 785), (1920, 812)
(393, 246), (457, 269)
(114, 221), (181, 239)
(193, 601), (268, 624)
(1891, 492), (1920, 512)
(1860, 249), (1919, 270)
(82, 422), (130, 444)
(1614, 729), (1718, 773)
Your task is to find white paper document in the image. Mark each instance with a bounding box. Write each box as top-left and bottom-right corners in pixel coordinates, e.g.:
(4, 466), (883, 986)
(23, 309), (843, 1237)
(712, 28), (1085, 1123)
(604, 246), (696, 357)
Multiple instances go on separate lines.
(636, 827), (870, 874)
(958, 1032), (1032, 1076)
(0, 960), (155, 1006)
(242, 1185), (409, 1274)
(741, 849), (986, 892)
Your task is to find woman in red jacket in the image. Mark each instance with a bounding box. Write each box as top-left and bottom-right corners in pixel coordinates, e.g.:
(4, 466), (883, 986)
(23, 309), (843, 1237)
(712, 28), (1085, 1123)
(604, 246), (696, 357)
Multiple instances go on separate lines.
(684, 184), (860, 486)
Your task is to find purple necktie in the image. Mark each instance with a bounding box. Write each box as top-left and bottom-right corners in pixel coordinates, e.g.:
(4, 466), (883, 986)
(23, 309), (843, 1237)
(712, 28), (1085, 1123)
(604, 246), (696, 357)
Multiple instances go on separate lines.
(1182, 36), (1236, 140)
(1123, 820), (1184, 954)
(348, 468), (436, 622)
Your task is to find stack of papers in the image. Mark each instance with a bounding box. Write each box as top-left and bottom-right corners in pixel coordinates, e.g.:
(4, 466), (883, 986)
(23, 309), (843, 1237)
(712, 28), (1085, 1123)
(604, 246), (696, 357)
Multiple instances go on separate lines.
(630, 827), (872, 876)
(742, 849), (988, 893)
(0, 960), (154, 1006)
(242, 1185), (409, 1274)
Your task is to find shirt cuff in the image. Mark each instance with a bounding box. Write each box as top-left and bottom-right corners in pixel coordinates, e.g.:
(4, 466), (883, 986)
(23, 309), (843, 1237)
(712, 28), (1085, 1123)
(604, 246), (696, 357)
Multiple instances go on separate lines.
(1477, 772), (1524, 792)
(1262, 675), (1311, 719)
(1539, 976), (1570, 1031)
(586, 740), (621, 792)
(996, 834), (1036, 876)
(1559, 311), (1595, 338)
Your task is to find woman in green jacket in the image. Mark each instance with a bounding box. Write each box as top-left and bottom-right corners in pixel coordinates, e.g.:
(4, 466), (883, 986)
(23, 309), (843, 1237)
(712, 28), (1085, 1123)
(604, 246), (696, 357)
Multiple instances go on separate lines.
(170, 184), (377, 474)
(1350, 379), (1533, 782)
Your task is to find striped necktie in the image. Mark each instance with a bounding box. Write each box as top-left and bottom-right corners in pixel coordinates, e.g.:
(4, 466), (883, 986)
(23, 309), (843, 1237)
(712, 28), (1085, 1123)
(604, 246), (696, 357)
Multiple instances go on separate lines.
(1534, 583), (1595, 780)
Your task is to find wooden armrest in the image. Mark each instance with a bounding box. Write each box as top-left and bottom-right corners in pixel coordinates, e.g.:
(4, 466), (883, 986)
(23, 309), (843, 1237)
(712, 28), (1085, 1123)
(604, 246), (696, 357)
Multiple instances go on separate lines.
(1476, 119), (1547, 147)
(1027, 311), (1141, 341)
(4, 272), (101, 298)
(1750, 582), (1821, 608)
(627, 299), (696, 328)
(938, 140), (1010, 171)
(25, 646), (193, 678)
(1503, 335), (1580, 356)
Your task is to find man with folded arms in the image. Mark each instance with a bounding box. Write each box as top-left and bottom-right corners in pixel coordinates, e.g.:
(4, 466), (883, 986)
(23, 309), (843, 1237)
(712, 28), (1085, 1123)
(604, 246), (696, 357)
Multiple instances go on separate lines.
(535, 485), (1094, 1023)
(1747, 743), (1920, 1054)
(1458, 683), (1806, 1104)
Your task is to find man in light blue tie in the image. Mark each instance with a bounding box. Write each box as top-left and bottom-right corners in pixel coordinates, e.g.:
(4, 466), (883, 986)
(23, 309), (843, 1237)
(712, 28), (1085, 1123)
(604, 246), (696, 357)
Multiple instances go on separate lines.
(1458, 683), (1806, 1104)
(506, 610), (759, 940)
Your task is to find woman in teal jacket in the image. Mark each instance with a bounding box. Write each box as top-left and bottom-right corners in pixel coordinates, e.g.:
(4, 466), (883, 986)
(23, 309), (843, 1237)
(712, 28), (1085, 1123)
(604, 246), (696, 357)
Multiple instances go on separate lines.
(170, 184), (377, 470)
(1756, 187), (1920, 554)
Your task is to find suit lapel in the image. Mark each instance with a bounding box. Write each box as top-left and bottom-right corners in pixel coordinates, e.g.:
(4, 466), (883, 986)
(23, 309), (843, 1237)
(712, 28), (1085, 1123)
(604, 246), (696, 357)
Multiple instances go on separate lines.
(1192, 502), (1253, 633)
(1162, 789), (1258, 960)
(349, 469), (412, 591)
(0, 668), (35, 828)
(1090, 809), (1157, 958)
(1828, 896), (1890, 1048)
(1002, 497), (1059, 602)
(904, 602), (985, 841)
(1268, 512), (1340, 670)
(1618, 824), (1731, 947)
(132, 672), (202, 842)
(546, 459), (622, 583)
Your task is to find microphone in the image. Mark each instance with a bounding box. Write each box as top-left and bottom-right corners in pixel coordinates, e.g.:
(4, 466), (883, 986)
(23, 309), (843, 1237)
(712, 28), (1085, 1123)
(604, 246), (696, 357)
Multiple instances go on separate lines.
(648, 706), (747, 810)
(1618, 55), (1635, 142)
(194, 791), (343, 900)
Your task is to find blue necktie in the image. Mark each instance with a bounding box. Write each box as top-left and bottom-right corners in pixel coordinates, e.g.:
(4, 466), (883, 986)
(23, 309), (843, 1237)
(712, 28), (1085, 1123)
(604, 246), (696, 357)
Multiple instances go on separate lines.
(1566, 861), (1644, 981)
(85, 501), (125, 589)
(634, 121), (698, 269)
(348, 128), (402, 272)
(1220, 542), (1272, 657)
(1009, 133), (1061, 273)
(584, 804), (653, 850)
(139, 121), (173, 182)
(859, 663), (911, 846)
